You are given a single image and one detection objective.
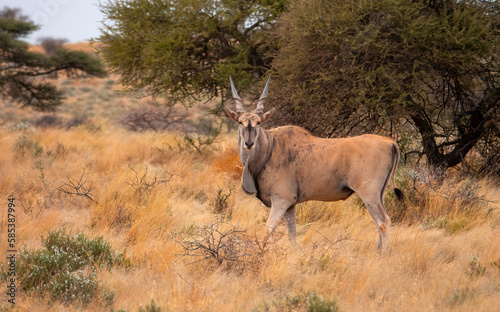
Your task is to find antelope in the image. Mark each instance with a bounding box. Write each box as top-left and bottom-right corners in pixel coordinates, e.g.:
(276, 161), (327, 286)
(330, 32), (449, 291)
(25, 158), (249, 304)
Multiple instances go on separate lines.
(224, 77), (403, 251)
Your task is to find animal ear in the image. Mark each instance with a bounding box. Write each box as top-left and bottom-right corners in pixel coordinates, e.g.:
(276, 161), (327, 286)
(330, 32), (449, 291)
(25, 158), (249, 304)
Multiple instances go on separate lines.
(242, 164), (257, 195)
(224, 106), (240, 122)
(261, 108), (275, 123)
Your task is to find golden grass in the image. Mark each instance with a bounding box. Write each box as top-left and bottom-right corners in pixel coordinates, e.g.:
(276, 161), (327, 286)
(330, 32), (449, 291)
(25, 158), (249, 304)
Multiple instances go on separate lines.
(0, 123), (499, 312)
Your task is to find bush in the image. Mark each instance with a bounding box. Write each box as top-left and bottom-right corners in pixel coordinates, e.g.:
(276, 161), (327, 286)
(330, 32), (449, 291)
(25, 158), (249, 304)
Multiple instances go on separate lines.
(120, 104), (187, 132)
(385, 165), (492, 232)
(176, 221), (272, 273)
(465, 255), (487, 278)
(14, 135), (43, 158)
(139, 299), (163, 312)
(15, 230), (130, 306)
(34, 115), (63, 128)
(38, 37), (67, 56)
(211, 186), (234, 217)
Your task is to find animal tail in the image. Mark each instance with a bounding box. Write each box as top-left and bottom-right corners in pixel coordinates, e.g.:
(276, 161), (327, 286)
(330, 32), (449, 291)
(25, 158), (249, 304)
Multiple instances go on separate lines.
(391, 143), (404, 201)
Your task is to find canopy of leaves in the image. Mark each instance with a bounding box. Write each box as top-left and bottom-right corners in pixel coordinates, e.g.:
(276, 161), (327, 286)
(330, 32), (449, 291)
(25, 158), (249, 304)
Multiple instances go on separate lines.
(95, 0), (286, 105)
(0, 7), (106, 111)
(270, 0), (499, 172)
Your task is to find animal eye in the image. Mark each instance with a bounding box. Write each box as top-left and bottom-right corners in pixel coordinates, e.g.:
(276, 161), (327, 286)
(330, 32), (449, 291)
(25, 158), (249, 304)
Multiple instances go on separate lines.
(257, 122), (261, 125)
(238, 121), (242, 124)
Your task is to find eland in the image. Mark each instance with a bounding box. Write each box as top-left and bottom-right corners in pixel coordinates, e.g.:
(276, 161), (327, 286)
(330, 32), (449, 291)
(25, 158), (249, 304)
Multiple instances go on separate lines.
(224, 77), (404, 251)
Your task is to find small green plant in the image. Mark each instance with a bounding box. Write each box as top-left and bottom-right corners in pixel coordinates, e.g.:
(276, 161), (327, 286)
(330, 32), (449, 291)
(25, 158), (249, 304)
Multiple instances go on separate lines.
(176, 122), (221, 153)
(465, 255), (486, 278)
(447, 287), (474, 307)
(211, 185), (234, 216)
(15, 135), (43, 158)
(492, 259), (500, 269)
(16, 230), (130, 306)
(85, 122), (102, 133)
(178, 133), (217, 153)
(306, 291), (338, 312)
(138, 299), (162, 312)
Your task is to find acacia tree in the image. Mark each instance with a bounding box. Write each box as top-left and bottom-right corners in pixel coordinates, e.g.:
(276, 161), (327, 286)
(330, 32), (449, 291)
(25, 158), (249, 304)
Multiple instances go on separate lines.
(0, 7), (106, 111)
(95, 0), (286, 106)
(270, 0), (500, 172)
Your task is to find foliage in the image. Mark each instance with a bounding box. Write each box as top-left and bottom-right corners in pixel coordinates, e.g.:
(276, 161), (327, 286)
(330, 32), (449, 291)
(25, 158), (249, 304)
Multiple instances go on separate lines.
(175, 124), (221, 153)
(270, 0), (500, 171)
(465, 255), (487, 278)
(0, 7), (106, 110)
(14, 230), (130, 305)
(138, 300), (163, 312)
(96, 0), (286, 106)
(14, 135), (43, 158)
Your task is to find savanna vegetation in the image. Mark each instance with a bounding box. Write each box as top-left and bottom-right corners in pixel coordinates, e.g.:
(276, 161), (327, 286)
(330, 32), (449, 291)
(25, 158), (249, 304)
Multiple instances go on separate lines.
(270, 0), (500, 172)
(0, 7), (106, 111)
(97, 0), (500, 173)
(0, 1), (499, 311)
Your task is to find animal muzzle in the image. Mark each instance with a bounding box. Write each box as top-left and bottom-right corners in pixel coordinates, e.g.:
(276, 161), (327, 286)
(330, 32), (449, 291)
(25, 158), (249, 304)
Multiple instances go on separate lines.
(244, 141), (254, 150)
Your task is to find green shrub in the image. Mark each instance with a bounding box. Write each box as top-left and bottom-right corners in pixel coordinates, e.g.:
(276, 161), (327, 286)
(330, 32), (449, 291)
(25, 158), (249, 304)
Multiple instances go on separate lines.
(16, 230), (130, 306)
(46, 271), (99, 305)
(139, 299), (162, 312)
(465, 255), (486, 278)
(306, 291), (338, 312)
(15, 135), (43, 158)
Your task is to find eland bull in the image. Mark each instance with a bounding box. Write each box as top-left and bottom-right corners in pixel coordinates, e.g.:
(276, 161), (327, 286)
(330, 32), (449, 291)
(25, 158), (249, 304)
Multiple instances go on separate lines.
(224, 77), (404, 251)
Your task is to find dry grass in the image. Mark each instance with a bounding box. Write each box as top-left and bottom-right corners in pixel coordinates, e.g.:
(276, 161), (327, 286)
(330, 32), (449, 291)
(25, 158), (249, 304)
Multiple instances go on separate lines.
(0, 122), (498, 312)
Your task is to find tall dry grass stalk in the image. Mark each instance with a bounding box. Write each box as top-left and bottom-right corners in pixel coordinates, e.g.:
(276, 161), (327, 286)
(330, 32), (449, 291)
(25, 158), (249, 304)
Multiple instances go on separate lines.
(0, 123), (499, 312)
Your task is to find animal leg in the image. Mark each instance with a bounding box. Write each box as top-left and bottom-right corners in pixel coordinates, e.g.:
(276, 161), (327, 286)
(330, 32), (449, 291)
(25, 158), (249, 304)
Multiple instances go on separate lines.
(284, 205), (297, 242)
(357, 192), (391, 252)
(265, 197), (294, 243)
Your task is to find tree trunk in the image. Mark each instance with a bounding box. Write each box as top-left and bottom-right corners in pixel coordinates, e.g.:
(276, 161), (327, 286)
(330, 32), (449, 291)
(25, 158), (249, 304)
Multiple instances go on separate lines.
(409, 88), (499, 170)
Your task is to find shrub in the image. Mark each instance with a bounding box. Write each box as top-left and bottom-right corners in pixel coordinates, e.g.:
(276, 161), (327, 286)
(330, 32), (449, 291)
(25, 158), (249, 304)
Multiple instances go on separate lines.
(120, 104), (187, 132)
(176, 221), (272, 273)
(16, 230), (130, 306)
(211, 186), (235, 217)
(127, 164), (174, 204)
(384, 165), (491, 232)
(139, 299), (163, 312)
(306, 291), (338, 312)
(65, 116), (87, 128)
(34, 115), (63, 128)
(14, 135), (43, 158)
(38, 37), (67, 56)
(465, 255), (486, 278)
(176, 132), (219, 153)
